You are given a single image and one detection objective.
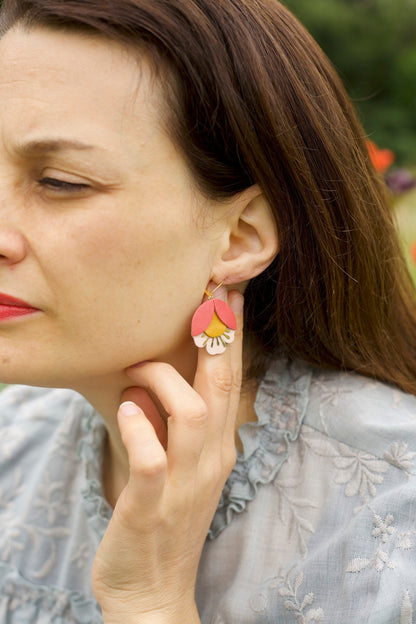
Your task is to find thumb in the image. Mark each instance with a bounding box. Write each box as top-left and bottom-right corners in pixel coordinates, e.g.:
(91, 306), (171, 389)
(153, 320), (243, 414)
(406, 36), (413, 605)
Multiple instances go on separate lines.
(121, 386), (168, 450)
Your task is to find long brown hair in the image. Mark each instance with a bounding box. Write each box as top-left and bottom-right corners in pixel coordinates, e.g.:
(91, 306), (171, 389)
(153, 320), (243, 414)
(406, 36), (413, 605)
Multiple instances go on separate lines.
(2, 0), (416, 393)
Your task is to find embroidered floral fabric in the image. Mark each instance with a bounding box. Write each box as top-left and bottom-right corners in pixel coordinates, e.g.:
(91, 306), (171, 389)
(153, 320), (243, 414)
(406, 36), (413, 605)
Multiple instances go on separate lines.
(1, 359), (416, 623)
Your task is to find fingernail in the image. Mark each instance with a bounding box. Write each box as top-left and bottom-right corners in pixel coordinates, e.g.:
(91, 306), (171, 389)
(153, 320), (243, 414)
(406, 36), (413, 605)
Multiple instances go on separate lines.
(119, 401), (140, 416)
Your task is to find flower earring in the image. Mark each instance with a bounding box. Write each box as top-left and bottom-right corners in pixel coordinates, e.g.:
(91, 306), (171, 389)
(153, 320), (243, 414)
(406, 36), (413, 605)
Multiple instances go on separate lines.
(191, 282), (237, 355)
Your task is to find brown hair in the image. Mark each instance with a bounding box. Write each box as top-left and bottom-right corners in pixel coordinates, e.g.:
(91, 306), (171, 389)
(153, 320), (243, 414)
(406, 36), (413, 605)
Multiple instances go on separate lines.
(2, 0), (416, 393)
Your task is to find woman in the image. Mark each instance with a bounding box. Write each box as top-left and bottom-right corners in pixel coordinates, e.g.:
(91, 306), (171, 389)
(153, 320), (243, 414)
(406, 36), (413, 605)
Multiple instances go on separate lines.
(0, 0), (415, 622)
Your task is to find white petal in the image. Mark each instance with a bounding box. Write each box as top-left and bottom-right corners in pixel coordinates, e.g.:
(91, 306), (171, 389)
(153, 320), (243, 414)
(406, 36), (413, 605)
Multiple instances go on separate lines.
(222, 329), (235, 344)
(206, 338), (226, 355)
(193, 333), (207, 348)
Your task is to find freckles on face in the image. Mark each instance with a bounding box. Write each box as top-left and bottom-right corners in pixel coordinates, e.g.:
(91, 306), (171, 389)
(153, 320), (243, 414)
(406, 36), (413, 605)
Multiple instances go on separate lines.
(0, 26), (221, 387)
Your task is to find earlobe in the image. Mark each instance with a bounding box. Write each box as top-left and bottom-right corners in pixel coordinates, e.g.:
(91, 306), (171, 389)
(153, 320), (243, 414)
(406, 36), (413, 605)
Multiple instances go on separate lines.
(214, 186), (279, 285)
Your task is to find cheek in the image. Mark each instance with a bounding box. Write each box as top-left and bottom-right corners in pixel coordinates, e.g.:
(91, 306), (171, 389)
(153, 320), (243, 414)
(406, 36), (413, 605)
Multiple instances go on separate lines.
(50, 215), (145, 288)
(68, 207), (180, 259)
(35, 215), (142, 330)
(31, 210), (213, 373)
(48, 211), (205, 314)
(71, 219), (130, 263)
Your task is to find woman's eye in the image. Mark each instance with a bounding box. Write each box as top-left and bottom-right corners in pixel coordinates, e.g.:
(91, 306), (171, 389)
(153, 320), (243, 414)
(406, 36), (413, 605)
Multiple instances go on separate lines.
(37, 177), (90, 193)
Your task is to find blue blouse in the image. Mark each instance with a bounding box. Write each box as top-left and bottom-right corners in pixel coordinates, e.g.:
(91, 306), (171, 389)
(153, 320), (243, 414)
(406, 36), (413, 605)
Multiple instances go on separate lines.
(1, 359), (416, 623)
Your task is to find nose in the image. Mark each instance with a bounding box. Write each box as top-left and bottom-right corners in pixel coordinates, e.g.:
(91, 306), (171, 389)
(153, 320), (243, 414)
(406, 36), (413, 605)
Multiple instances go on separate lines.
(0, 171), (28, 265)
(0, 157), (28, 263)
(0, 227), (27, 265)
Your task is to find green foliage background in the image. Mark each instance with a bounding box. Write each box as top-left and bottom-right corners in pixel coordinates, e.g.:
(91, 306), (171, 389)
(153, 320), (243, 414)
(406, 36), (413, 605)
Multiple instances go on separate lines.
(284, 0), (416, 165)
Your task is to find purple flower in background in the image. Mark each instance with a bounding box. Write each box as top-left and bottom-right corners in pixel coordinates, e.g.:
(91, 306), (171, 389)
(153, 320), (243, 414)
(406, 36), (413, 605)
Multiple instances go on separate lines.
(385, 169), (416, 195)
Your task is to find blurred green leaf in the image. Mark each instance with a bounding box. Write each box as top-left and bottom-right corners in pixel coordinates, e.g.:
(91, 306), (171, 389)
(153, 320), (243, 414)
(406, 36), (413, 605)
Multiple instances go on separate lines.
(284, 0), (416, 164)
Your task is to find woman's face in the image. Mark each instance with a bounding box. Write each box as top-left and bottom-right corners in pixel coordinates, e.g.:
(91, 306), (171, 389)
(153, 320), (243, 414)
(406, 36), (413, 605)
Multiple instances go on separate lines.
(0, 27), (226, 388)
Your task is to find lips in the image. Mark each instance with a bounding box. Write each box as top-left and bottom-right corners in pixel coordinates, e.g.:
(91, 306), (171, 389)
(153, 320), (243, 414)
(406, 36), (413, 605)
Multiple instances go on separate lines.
(0, 293), (36, 307)
(0, 292), (39, 320)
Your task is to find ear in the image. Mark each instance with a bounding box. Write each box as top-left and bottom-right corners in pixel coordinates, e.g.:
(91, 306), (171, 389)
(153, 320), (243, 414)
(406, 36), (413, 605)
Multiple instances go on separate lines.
(212, 185), (279, 286)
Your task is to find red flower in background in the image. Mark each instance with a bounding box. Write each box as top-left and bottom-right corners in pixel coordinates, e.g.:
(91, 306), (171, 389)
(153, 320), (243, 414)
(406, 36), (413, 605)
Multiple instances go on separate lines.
(410, 241), (416, 265)
(366, 140), (395, 173)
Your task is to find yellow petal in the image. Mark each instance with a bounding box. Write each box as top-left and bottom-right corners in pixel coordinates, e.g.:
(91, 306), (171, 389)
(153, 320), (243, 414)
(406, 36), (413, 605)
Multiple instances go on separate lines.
(205, 312), (227, 338)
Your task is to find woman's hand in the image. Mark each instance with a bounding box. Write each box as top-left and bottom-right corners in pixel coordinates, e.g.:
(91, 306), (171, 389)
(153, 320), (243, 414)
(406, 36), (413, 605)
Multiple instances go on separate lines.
(91, 290), (244, 624)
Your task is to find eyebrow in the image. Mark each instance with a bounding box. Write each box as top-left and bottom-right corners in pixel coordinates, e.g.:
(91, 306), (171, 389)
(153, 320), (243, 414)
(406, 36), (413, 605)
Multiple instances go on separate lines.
(15, 138), (99, 156)
(13, 137), (122, 181)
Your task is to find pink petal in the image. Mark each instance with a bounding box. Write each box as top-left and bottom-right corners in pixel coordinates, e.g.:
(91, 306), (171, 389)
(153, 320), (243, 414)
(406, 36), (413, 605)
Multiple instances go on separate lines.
(213, 299), (237, 330)
(191, 300), (215, 336)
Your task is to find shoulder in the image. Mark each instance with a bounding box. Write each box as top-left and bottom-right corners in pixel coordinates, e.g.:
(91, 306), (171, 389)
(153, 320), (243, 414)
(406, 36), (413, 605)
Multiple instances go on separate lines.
(302, 364), (416, 463)
(0, 383), (88, 426)
(207, 360), (416, 621)
(255, 357), (416, 460)
(0, 385), (96, 511)
(0, 385), (92, 470)
(258, 362), (416, 620)
(0, 385), (98, 526)
(0, 385), (104, 619)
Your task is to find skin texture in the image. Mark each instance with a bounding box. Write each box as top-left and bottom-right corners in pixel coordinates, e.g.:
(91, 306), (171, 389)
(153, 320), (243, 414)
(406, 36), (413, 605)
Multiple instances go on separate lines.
(0, 26), (278, 622)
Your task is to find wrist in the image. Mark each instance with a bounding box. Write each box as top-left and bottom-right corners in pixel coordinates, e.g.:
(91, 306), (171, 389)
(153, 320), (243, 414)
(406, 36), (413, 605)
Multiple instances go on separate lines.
(101, 601), (201, 624)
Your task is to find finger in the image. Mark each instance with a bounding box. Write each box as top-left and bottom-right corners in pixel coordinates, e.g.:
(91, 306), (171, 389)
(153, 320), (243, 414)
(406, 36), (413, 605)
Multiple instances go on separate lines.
(125, 363), (208, 482)
(193, 289), (244, 451)
(221, 290), (244, 448)
(117, 401), (167, 502)
(121, 386), (167, 450)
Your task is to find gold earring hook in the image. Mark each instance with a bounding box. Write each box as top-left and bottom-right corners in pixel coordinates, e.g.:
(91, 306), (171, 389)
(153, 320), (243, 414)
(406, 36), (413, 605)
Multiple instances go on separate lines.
(204, 281), (224, 299)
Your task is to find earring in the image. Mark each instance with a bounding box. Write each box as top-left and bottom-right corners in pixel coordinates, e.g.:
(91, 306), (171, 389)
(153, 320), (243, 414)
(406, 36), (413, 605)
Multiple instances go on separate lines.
(191, 282), (237, 355)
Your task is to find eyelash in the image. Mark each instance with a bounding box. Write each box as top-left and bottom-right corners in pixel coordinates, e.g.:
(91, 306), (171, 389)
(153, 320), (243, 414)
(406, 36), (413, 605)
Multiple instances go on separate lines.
(37, 177), (90, 193)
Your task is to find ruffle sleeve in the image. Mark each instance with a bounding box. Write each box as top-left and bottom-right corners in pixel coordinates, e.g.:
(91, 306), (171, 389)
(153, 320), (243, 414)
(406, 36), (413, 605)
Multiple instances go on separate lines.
(209, 358), (312, 538)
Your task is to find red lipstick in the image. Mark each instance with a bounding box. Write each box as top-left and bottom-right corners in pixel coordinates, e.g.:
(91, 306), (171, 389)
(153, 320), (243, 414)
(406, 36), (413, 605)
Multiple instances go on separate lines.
(0, 293), (40, 321)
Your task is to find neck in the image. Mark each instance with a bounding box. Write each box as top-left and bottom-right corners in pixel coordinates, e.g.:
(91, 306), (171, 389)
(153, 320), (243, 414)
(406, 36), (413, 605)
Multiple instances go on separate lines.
(74, 345), (258, 509)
